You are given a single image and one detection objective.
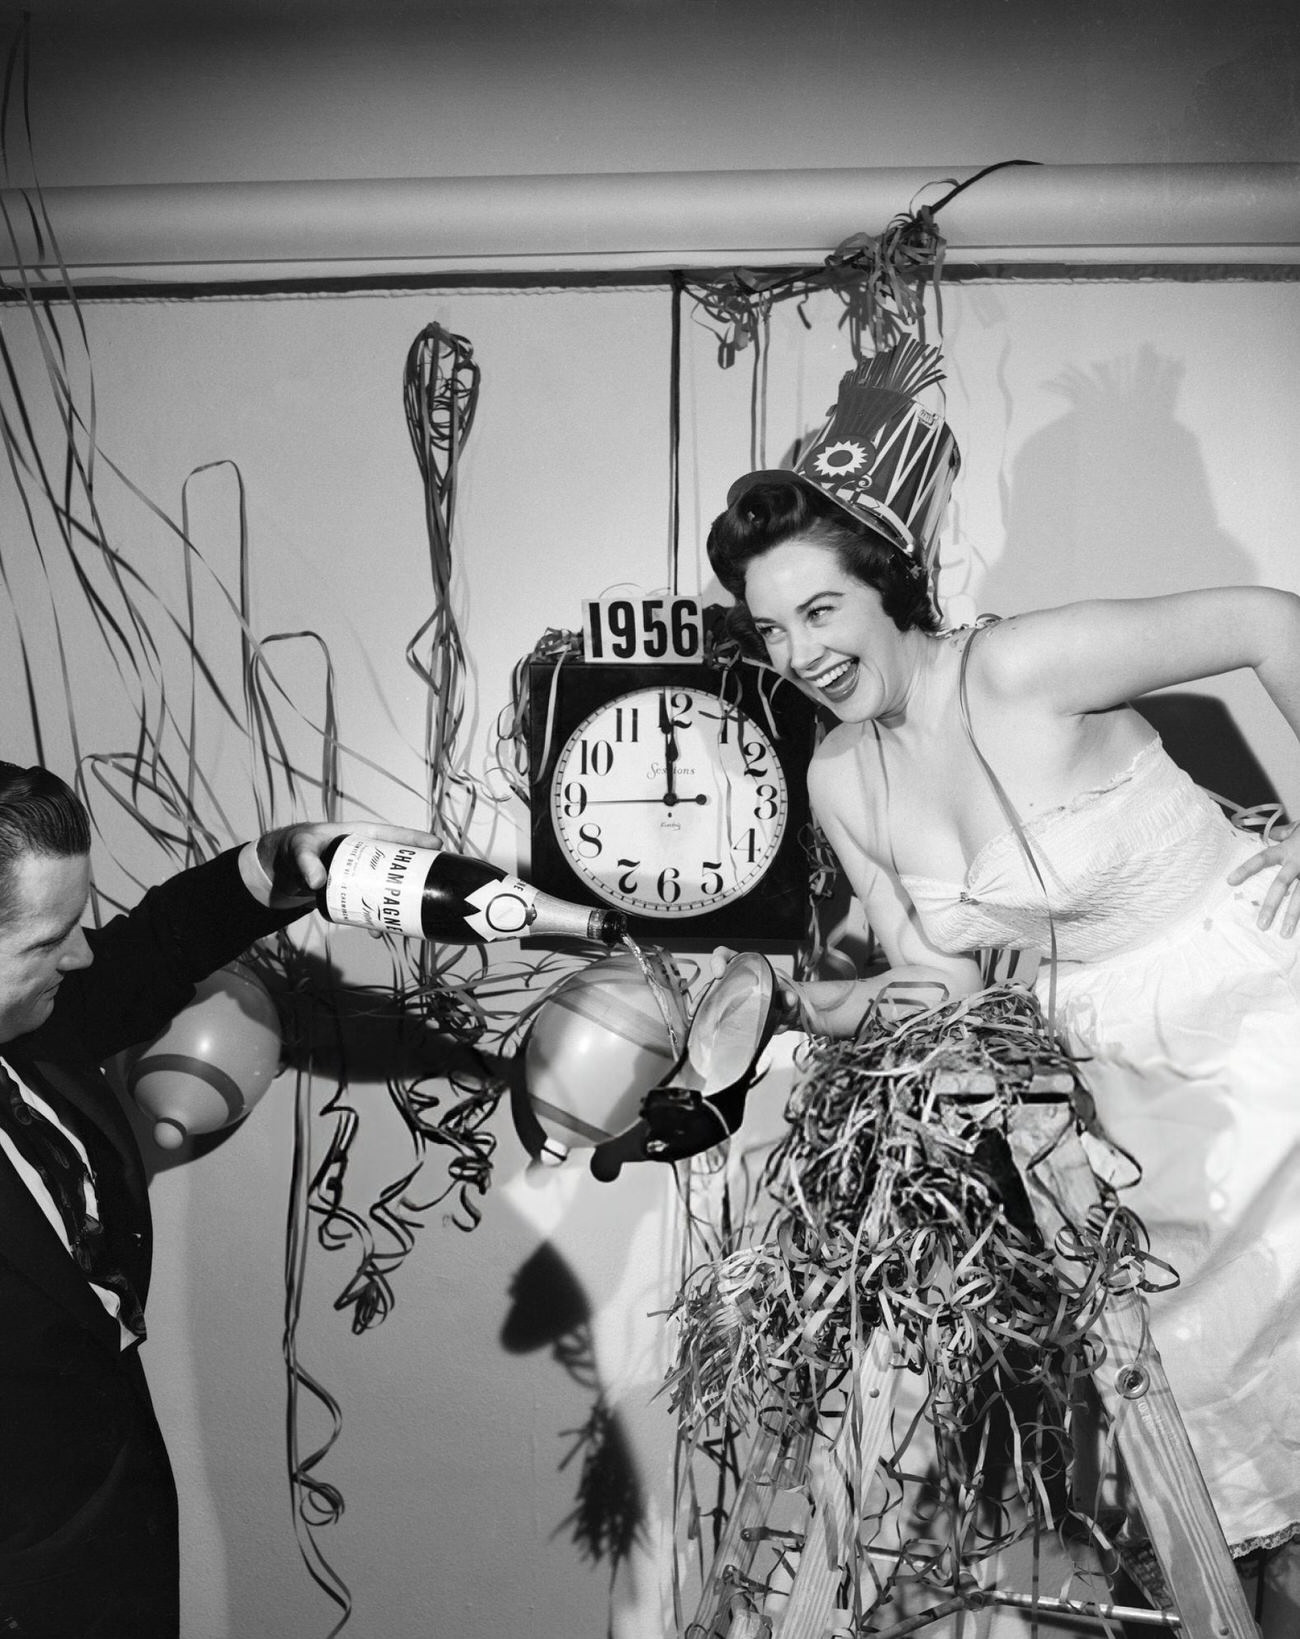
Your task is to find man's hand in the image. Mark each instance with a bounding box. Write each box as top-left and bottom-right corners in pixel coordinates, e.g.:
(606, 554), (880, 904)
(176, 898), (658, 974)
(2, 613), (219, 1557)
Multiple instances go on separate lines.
(255, 821), (437, 904)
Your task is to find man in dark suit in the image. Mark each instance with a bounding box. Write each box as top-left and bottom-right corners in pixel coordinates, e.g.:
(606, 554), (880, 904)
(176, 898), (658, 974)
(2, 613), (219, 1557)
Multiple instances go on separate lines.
(0, 761), (429, 1637)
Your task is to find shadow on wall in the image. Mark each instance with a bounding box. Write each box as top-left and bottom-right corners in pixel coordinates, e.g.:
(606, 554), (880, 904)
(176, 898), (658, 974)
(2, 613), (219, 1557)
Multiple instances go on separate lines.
(979, 343), (1282, 811)
(131, 957), (648, 1638)
(131, 952), (512, 1179)
(979, 344), (1256, 616)
(1135, 693), (1281, 813)
(501, 1240), (645, 1574)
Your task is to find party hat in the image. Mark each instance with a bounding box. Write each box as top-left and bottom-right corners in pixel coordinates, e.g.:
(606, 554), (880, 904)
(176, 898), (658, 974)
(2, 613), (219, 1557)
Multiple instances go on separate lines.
(727, 339), (961, 580)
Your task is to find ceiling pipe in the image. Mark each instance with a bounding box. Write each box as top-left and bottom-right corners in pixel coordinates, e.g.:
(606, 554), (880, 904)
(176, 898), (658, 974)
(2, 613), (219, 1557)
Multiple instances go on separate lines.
(2, 163), (1297, 287)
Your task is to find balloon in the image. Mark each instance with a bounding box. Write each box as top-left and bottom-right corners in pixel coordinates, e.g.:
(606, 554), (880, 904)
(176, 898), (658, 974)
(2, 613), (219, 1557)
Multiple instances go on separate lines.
(514, 947), (689, 1166)
(126, 963), (283, 1149)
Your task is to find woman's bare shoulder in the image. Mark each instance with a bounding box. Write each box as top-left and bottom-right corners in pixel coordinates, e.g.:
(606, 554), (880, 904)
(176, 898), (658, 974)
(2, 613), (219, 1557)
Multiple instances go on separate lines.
(964, 607), (1088, 702)
(808, 720), (868, 785)
(807, 724), (876, 831)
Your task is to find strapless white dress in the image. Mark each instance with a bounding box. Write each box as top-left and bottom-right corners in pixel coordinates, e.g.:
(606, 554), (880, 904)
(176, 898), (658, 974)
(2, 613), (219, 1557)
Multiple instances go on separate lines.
(902, 734), (1300, 1554)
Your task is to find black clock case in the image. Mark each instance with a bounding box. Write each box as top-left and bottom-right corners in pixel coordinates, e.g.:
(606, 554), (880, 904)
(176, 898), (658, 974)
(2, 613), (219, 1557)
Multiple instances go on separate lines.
(525, 658), (818, 944)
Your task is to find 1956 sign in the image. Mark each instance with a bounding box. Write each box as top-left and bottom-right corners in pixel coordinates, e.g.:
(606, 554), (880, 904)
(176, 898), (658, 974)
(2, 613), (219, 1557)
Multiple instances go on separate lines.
(582, 595), (703, 664)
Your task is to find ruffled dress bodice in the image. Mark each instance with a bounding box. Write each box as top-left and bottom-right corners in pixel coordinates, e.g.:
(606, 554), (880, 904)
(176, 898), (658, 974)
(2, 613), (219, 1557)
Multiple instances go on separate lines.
(900, 735), (1246, 964)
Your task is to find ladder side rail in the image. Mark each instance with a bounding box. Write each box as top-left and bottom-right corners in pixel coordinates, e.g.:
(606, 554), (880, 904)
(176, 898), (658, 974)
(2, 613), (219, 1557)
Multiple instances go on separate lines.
(1007, 1102), (1257, 1639)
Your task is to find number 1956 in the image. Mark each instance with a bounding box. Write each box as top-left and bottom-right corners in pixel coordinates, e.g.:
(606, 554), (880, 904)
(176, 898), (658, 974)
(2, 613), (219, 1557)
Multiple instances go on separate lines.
(583, 595), (703, 663)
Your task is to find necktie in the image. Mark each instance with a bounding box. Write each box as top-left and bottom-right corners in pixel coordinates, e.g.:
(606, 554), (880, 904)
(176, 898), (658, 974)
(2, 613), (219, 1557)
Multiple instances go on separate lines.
(0, 1058), (146, 1341)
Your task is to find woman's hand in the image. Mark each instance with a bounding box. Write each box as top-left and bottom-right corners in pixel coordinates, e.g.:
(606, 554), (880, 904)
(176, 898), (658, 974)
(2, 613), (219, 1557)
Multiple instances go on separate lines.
(1227, 823), (1300, 935)
(255, 821), (437, 903)
(708, 946), (808, 1031)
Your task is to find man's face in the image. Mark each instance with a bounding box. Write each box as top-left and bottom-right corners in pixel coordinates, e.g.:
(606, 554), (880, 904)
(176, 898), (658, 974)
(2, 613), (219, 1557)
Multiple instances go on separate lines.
(0, 851), (94, 1045)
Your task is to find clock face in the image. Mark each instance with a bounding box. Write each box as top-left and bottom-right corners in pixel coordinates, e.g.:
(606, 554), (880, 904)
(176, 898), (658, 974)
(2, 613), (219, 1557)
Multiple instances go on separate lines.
(549, 685), (790, 919)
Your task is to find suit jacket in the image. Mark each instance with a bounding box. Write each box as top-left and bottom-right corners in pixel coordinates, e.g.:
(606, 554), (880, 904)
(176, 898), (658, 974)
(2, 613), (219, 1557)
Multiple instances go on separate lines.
(0, 848), (305, 1636)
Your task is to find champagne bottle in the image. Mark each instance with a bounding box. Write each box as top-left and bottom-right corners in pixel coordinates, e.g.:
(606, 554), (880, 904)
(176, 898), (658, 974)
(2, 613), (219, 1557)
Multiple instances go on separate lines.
(317, 835), (627, 945)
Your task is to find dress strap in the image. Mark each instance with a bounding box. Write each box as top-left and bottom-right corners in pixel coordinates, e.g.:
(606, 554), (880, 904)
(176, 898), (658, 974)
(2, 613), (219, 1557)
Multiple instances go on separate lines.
(955, 620), (1062, 1031)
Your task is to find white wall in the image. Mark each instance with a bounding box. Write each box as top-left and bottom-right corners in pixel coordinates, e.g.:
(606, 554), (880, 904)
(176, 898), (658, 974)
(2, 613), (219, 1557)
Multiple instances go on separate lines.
(2, 4), (1300, 1637)
(4, 268), (1299, 1639)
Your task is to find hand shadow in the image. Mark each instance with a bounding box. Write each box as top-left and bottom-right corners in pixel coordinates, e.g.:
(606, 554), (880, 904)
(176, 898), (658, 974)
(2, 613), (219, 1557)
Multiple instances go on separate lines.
(125, 946), (511, 1177)
(502, 1241), (645, 1572)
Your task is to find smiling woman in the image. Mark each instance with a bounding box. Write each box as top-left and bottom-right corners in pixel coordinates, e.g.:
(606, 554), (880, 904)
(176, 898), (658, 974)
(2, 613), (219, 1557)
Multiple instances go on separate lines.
(744, 533), (931, 714)
(704, 341), (1300, 1620)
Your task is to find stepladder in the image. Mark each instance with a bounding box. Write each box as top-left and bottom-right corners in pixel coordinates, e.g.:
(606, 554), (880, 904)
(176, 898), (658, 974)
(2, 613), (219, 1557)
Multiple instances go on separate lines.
(680, 1073), (1260, 1639)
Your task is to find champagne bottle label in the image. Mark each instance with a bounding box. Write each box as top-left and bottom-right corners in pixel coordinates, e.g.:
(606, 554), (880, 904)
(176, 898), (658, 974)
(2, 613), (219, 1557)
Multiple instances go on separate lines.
(323, 837), (421, 935)
(323, 837), (537, 940)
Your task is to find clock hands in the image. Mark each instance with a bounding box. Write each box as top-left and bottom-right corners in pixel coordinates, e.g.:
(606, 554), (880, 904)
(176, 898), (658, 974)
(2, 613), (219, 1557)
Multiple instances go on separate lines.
(658, 690), (679, 804)
(581, 794), (709, 806)
(564, 691), (712, 810)
(651, 691), (711, 807)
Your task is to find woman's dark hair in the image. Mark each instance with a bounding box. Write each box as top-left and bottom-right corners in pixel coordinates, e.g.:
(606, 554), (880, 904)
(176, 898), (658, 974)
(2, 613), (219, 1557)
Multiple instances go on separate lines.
(0, 762), (91, 917)
(706, 478), (941, 654)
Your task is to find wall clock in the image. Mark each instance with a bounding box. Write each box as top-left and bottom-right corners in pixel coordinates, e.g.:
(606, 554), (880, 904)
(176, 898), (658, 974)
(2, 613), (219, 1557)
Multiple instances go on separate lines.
(525, 659), (817, 942)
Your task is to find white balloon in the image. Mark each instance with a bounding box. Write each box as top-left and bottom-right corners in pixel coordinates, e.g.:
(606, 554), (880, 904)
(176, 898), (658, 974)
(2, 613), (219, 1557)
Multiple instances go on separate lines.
(521, 948), (688, 1159)
(127, 963), (282, 1148)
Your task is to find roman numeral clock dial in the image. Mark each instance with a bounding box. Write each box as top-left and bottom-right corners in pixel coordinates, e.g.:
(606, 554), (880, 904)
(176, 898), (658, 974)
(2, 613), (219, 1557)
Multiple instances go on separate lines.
(527, 662), (816, 941)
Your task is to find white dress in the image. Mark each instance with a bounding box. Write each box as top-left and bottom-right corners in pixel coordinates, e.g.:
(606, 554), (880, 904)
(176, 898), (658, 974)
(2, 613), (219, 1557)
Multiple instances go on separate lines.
(901, 733), (1300, 1554)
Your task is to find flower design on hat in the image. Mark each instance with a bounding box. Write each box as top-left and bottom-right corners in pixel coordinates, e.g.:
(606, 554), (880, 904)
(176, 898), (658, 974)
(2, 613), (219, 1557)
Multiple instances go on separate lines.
(812, 440), (867, 478)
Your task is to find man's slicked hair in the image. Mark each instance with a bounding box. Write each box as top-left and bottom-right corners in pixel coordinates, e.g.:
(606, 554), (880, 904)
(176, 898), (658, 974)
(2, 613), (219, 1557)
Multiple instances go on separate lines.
(0, 763), (91, 917)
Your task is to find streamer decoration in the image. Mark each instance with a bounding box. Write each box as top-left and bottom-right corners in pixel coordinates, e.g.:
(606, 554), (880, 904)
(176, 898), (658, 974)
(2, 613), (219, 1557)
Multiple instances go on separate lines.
(683, 160), (1040, 370)
(402, 322), (482, 853)
(665, 983), (1174, 1630)
(683, 158), (1039, 489)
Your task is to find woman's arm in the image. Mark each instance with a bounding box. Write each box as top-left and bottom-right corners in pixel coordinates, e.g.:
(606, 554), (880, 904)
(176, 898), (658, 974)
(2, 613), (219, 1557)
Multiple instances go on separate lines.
(779, 748), (983, 1038)
(983, 588), (1300, 932)
(785, 963), (977, 1037)
(983, 588), (1300, 726)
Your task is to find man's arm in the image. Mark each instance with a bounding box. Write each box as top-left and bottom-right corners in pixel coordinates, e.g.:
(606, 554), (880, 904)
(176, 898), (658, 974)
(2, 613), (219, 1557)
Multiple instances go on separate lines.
(24, 821), (448, 1063)
(27, 847), (310, 1064)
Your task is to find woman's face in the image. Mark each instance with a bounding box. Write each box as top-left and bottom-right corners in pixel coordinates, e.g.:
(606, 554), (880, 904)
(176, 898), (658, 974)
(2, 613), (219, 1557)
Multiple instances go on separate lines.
(743, 536), (907, 722)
